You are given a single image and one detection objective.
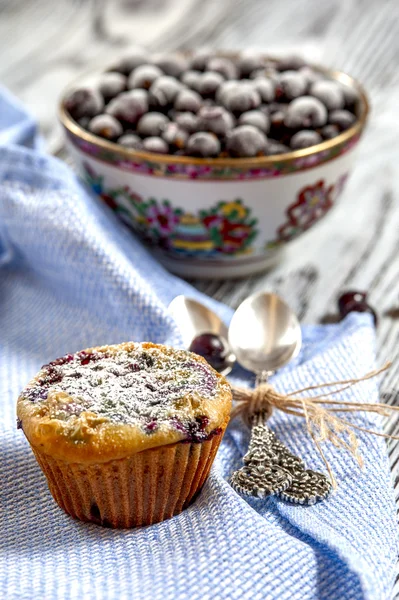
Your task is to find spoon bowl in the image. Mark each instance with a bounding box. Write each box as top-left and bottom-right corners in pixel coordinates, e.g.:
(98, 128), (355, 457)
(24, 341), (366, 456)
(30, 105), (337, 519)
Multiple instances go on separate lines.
(169, 295), (229, 347)
(169, 296), (235, 375)
(228, 292), (302, 375)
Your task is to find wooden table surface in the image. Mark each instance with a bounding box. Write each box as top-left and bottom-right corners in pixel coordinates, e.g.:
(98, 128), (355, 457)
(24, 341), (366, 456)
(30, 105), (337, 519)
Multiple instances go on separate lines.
(2, 0), (399, 595)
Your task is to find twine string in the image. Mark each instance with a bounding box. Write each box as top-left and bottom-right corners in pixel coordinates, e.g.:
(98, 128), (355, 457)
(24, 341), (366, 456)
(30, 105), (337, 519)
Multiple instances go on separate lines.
(230, 362), (399, 487)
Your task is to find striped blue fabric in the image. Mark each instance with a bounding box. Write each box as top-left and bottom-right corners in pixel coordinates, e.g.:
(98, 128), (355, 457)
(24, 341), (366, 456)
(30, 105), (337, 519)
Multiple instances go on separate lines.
(0, 88), (397, 600)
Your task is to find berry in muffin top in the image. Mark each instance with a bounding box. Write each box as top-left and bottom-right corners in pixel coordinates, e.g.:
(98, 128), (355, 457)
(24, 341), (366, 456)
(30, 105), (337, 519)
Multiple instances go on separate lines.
(19, 343), (230, 443)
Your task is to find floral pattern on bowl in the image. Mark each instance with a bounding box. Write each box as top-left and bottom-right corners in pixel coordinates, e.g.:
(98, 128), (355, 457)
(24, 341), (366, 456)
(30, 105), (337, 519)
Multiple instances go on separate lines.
(83, 162), (348, 259)
(277, 175), (348, 242)
(84, 163), (258, 257)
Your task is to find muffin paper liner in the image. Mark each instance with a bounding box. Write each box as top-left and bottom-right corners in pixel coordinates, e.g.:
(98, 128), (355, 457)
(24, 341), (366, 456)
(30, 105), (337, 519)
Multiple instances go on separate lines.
(31, 429), (225, 528)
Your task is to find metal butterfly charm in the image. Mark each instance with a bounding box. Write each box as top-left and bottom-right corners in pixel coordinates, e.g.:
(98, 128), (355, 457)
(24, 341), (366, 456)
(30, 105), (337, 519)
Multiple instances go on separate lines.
(230, 412), (332, 505)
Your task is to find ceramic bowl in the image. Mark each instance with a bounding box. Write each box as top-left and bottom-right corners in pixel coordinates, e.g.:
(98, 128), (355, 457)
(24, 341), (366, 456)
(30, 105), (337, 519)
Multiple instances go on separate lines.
(59, 62), (369, 279)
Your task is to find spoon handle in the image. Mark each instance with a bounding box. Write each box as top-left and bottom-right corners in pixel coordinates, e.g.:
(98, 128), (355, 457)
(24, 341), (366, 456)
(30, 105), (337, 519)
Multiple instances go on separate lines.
(230, 411), (332, 505)
(255, 371), (273, 387)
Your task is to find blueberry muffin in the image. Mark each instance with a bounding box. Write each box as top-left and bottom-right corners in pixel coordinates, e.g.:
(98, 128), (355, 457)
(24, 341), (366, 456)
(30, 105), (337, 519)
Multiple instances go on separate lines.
(17, 342), (232, 528)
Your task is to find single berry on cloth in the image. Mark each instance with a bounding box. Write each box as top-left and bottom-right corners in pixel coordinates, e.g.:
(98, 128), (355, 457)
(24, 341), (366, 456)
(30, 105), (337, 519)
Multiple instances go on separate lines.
(338, 290), (367, 313)
(343, 301), (378, 326)
(88, 114), (123, 140)
(226, 125), (267, 157)
(128, 64), (163, 90)
(189, 333), (230, 372)
(65, 87), (104, 120)
(338, 291), (377, 326)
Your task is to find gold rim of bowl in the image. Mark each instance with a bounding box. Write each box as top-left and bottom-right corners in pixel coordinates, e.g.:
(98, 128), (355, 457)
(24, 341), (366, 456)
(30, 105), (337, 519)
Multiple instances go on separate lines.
(59, 57), (370, 168)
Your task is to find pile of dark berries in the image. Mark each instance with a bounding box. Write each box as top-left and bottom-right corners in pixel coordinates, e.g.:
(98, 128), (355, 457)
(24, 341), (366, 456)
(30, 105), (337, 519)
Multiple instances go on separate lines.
(65, 49), (360, 158)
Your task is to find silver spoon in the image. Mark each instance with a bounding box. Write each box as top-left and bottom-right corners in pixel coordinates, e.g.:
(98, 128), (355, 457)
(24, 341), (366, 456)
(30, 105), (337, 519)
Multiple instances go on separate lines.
(228, 292), (331, 504)
(169, 293), (331, 504)
(228, 291), (302, 384)
(169, 295), (235, 375)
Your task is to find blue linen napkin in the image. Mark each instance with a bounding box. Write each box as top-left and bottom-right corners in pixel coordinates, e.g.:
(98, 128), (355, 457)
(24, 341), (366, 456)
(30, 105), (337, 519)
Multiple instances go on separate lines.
(0, 87), (397, 600)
